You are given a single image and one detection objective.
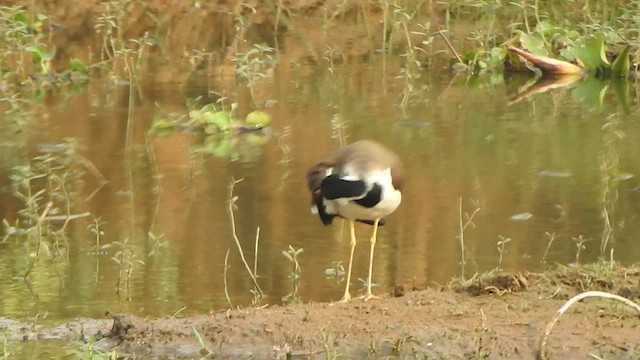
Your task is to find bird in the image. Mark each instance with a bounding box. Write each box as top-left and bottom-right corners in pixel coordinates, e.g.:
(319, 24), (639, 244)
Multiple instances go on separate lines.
(306, 140), (404, 302)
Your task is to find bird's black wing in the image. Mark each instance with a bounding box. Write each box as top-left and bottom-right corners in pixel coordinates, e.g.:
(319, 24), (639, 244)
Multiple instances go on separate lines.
(354, 184), (382, 208)
(321, 175), (367, 200)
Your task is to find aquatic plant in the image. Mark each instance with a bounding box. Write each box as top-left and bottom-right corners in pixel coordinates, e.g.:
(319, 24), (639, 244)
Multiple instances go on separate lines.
(572, 235), (589, 264)
(439, 0), (637, 77)
(231, 43), (277, 107)
(0, 6), (50, 80)
(541, 232), (557, 264)
(95, 0), (154, 82)
(458, 198), (481, 279)
(281, 245), (304, 304)
(226, 178), (263, 304)
(496, 235), (512, 270)
(2, 139), (102, 277)
(152, 99), (271, 135)
(393, 4), (430, 110)
(150, 98), (272, 161)
(112, 238), (145, 301)
(324, 261), (346, 280)
(599, 114), (625, 259)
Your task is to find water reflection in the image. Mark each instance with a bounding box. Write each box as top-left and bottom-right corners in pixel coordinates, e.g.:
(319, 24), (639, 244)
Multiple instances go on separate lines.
(1, 62), (640, 322)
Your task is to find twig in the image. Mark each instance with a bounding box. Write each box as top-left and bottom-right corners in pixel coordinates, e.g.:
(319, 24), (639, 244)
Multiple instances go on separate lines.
(171, 306), (187, 319)
(44, 212), (91, 221)
(254, 227), (260, 276)
(538, 291), (640, 359)
(458, 198), (465, 268)
(437, 29), (463, 64)
(224, 249), (233, 308)
(227, 178), (263, 296)
(401, 22), (413, 53)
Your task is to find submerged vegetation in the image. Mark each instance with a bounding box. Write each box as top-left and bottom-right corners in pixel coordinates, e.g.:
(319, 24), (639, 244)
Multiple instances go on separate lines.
(150, 98), (273, 159)
(0, 0), (639, 356)
(2, 139), (103, 276)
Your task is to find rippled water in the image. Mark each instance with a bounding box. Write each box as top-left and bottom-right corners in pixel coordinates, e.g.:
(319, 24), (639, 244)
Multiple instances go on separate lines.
(1, 60), (639, 324)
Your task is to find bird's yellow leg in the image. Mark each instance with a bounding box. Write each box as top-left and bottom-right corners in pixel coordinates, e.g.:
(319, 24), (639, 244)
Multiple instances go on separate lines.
(363, 219), (380, 301)
(336, 220), (356, 303)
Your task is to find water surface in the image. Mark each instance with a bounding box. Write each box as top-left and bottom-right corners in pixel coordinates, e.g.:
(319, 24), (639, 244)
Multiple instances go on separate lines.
(1, 59), (640, 324)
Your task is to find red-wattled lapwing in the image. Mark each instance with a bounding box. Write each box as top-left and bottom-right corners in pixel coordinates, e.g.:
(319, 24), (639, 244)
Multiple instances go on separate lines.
(306, 140), (404, 302)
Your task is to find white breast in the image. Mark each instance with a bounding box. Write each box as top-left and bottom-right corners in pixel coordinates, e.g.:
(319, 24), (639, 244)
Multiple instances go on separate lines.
(324, 167), (401, 221)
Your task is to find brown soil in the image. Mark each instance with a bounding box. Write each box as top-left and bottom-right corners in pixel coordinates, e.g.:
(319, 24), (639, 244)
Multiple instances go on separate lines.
(4, 266), (640, 359)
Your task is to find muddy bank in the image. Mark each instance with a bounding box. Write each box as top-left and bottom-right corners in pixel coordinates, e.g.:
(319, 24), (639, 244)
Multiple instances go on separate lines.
(3, 266), (639, 359)
(6, 0), (453, 82)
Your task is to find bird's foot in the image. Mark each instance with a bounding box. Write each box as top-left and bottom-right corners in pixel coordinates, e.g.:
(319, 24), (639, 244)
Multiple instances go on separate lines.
(331, 293), (352, 305)
(362, 293), (379, 302)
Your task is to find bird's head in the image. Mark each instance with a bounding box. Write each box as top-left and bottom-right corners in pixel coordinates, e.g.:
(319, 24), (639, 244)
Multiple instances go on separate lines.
(306, 162), (332, 192)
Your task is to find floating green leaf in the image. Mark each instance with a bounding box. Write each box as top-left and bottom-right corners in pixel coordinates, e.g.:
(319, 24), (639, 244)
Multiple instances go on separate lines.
(202, 111), (232, 133)
(611, 46), (630, 77)
(69, 58), (88, 74)
(569, 36), (609, 71)
(245, 110), (272, 128)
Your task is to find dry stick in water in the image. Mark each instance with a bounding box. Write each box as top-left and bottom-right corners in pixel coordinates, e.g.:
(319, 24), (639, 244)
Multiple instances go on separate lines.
(254, 227), (260, 276)
(224, 249), (233, 308)
(227, 178), (263, 296)
(538, 290), (640, 359)
(437, 29), (463, 64)
(458, 198), (466, 269)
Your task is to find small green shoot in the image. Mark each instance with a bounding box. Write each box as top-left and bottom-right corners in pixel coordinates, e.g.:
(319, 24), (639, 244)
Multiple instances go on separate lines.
(282, 245), (303, 304)
(572, 235), (589, 264)
(541, 232), (557, 264)
(192, 326), (214, 359)
(324, 261), (345, 280)
(496, 235), (511, 269)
